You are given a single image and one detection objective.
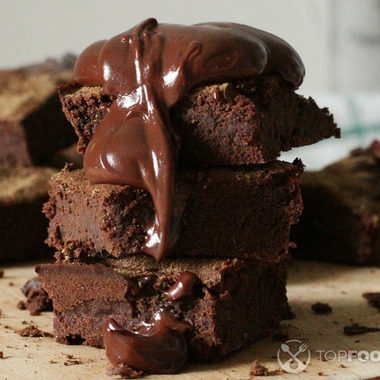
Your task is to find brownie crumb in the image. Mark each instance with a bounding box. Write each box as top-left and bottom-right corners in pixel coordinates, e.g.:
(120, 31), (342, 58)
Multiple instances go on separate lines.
(16, 324), (52, 338)
(21, 277), (53, 315)
(362, 292), (380, 310)
(106, 363), (146, 379)
(250, 360), (269, 377)
(311, 302), (332, 314)
(0, 269), (4, 278)
(343, 323), (380, 335)
(17, 300), (26, 310)
(64, 354), (83, 366)
(0, 351), (3, 359)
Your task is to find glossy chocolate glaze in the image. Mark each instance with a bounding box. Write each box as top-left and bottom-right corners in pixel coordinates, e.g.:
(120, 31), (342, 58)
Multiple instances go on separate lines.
(104, 308), (190, 374)
(74, 18), (305, 260)
(165, 271), (199, 301)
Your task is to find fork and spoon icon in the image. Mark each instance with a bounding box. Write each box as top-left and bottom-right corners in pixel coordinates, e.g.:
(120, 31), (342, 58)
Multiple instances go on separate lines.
(277, 340), (311, 373)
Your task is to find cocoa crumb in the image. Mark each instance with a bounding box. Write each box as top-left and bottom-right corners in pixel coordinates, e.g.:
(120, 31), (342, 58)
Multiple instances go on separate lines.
(8, 281), (14, 286)
(0, 351), (3, 358)
(16, 324), (53, 338)
(0, 269), (4, 278)
(17, 301), (26, 310)
(249, 359), (268, 377)
(363, 292), (380, 310)
(106, 363), (146, 379)
(311, 302), (332, 314)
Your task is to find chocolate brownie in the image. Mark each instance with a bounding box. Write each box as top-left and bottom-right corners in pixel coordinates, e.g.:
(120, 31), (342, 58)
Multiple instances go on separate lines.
(44, 160), (303, 262)
(36, 252), (291, 363)
(59, 75), (339, 167)
(0, 56), (77, 167)
(0, 165), (55, 261)
(292, 140), (380, 265)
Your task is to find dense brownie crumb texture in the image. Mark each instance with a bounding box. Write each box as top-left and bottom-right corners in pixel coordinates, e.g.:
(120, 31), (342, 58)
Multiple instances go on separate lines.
(0, 55), (80, 262)
(37, 18), (339, 375)
(292, 140), (380, 265)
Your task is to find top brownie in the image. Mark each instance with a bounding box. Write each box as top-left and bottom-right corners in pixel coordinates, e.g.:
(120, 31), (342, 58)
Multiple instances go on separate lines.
(59, 75), (339, 167)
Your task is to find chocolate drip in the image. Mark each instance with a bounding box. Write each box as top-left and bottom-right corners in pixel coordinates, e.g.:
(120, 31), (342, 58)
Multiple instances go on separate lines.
(104, 308), (190, 374)
(166, 271), (199, 301)
(74, 18), (305, 260)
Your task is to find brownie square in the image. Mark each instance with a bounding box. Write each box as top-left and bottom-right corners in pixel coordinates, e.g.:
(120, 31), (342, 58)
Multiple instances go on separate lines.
(59, 76), (339, 166)
(36, 252), (291, 361)
(44, 160), (303, 261)
(0, 57), (77, 167)
(292, 141), (380, 265)
(0, 165), (56, 261)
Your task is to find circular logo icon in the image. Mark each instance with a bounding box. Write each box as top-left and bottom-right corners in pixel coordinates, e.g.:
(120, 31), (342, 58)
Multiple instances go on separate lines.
(277, 339), (311, 373)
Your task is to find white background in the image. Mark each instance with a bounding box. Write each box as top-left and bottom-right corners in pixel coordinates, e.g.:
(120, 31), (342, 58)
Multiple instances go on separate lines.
(1, 0), (380, 168)
(2, 0), (380, 94)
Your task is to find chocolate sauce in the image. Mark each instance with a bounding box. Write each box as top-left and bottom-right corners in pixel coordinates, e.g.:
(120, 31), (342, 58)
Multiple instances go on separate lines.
(74, 18), (305, 260)
(104, 308), (190, 374)
(165, 271), (199, 301)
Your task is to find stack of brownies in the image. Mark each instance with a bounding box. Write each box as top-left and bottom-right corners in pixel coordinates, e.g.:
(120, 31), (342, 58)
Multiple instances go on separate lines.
(0, 56), (78, 262)
(36, 19), (339, 374)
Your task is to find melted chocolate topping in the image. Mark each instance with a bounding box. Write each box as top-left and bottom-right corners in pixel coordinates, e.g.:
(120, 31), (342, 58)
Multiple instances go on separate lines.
(165, 271), (199, 301)
(104, 308), (190, 374)
(74, 18), (305, 260)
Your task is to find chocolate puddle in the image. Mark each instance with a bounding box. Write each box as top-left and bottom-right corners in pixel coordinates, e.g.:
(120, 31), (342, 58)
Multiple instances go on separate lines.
(74, 18), (305, 260)
(104, 308), (190, 374)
